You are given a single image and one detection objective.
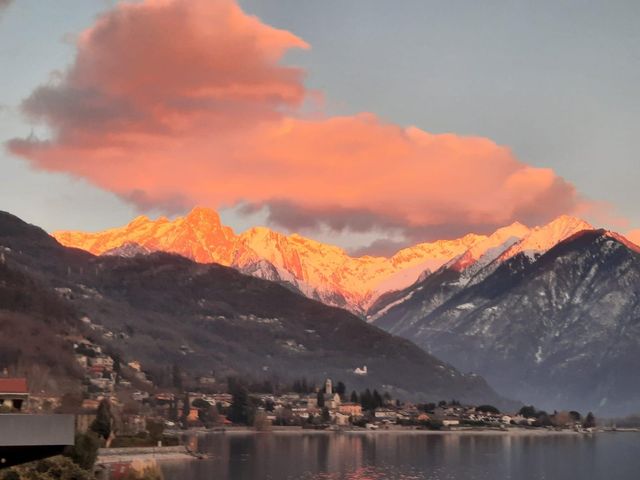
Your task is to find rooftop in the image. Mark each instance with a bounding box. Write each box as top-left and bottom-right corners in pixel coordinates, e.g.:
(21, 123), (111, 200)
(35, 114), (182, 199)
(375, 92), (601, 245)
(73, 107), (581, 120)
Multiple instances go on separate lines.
(0, 378), (28, 394)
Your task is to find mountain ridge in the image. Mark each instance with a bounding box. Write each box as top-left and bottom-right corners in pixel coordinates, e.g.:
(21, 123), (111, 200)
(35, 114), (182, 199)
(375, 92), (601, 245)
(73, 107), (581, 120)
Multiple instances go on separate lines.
(53, 207), (623, 315)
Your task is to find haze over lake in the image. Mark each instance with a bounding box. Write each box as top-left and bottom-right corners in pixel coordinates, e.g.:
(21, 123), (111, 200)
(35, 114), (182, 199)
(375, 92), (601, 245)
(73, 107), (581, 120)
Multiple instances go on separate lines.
(161, 431), (640, 480)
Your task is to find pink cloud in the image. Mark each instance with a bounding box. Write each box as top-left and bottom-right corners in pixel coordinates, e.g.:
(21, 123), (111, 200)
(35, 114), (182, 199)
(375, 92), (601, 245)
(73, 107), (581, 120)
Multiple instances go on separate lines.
(627, 230), (640, 247)
(8, 0), (594, 240)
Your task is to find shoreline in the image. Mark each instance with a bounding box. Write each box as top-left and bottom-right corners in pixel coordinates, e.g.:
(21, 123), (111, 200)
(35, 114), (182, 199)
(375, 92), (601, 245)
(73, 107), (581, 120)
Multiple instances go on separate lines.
(176, 425), (605, 436)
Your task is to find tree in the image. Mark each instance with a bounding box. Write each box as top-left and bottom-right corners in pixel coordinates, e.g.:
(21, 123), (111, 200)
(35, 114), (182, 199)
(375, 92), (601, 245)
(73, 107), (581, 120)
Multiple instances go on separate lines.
(200, 404), (220, 427)
(64, 432), (100, 470)
(181, 393), (191, 423)
(11, 457), (93, 480)
(534, 412), (553, 427)
(321, 407), (330, 423)
(350, 391), (359, 403)
(316, 390), (325, 408)
(229, 384), (250, 424)
(335, 381), (346, 398)
(420, 403), (436, 413)
(147, 420), (165, 443)
(172, 363), (183, 390)
(360, 389), (373, 411)
(569, 411), (582, 422)
(552, 411), (572, 427)
(2, 470), (20, 480)
(192, 398), (211, 410)
(90, 399), (112, 441)
(372, 390), (383, 409)
(583, 412), (596, 429)
(476, 405), (500, 414)
(168, 398), (179, 422)
(518, 405), (537, 418)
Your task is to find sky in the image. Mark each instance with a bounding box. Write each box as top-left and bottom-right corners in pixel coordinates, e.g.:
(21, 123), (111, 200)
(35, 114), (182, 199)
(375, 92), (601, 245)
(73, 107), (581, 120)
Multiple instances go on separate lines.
(1, 0), (639, 253)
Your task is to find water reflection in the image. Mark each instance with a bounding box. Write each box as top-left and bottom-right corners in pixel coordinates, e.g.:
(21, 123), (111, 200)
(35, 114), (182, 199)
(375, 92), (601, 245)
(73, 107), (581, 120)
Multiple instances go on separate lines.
(161, 431), (639, 480)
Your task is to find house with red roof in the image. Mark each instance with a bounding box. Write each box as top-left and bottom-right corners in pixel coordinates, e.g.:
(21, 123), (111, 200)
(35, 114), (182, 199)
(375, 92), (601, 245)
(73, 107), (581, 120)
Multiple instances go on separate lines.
(0, 378), (29, 412)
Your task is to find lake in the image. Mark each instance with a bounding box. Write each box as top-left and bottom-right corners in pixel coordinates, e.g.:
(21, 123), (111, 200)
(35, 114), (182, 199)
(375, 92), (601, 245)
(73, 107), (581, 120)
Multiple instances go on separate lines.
(160, 430), (640, 480)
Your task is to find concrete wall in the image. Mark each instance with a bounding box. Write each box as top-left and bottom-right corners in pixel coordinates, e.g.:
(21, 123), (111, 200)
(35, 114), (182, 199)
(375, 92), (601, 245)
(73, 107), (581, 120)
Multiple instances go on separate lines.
(0, 414), (75, 447)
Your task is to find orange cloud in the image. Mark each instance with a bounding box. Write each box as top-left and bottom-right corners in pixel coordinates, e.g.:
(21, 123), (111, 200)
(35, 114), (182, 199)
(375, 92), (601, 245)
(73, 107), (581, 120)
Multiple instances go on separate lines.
(8, 0), (591, 240)
(627, 230), (640, 247)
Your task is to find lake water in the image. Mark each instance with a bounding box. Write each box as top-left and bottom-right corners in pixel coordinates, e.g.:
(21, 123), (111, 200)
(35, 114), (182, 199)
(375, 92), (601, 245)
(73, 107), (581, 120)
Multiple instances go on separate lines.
(161, 431), (640, 480)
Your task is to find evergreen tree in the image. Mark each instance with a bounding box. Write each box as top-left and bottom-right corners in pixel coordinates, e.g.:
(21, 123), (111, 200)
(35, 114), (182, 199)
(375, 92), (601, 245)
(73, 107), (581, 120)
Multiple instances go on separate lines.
(316, 390), (325, 408)
(64, 432), (100, 470)
(335, 381), (346, 398)
(168, 398), (179, 422)
(172, 363), (183, 390)
(90, 399), (112, 441)
(373, 390), (383, 409)
(518, 405), (537, 418)
(321, 407), (330, 423)
(350, 391), (359, 404)
(360, 389), (373, 411)
(181, 393), (191, 425)
(476, 405), (500, 414)
(229, 385), (250, 424)
(583, 412), (596, 428)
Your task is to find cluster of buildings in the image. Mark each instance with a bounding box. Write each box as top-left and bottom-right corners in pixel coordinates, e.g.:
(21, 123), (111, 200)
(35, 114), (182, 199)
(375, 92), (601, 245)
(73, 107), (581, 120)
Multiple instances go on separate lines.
(73, 338), (119, 397)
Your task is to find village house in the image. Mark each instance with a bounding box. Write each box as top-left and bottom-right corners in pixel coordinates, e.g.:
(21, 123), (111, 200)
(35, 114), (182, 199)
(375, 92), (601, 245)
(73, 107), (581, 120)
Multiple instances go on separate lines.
(374, 408), (398, 420)
(334, 412), (350, 426)
(0, 378), (29, 411)
(354, 366), (367, 376)
(128, 361), (142, 372)
(442, 419), (460, 427)
(338, 402), (362, 417)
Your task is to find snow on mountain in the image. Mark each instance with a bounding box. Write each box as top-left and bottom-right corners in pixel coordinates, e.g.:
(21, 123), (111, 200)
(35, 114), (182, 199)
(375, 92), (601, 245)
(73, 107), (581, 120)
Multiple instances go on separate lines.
(53, 208), (609, 317)
(499, 215), (592, 262)
(101, 242), (151, 258)
(53, 207), (485, 313)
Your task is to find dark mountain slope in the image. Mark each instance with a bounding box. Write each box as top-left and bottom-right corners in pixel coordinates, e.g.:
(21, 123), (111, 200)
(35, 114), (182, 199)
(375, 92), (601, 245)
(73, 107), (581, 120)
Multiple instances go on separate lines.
(373, 230), (640, 415)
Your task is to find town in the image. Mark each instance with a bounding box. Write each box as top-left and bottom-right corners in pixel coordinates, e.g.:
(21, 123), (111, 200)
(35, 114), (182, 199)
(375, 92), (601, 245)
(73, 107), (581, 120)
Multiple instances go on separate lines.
(8, 324), (597, 437)
(0, 320), (600, 479)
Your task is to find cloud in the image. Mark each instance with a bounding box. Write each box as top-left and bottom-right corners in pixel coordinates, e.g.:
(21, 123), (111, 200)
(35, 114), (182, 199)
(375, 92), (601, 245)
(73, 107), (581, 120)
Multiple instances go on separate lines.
(627, 229), (640, 247)
(8, 0), (593, 244)
(0, 0), (12, 15)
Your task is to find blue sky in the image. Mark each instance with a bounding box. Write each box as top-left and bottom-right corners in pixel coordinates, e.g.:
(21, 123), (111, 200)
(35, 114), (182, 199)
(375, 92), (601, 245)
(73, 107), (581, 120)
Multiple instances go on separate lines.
(1, 0), (639, 249)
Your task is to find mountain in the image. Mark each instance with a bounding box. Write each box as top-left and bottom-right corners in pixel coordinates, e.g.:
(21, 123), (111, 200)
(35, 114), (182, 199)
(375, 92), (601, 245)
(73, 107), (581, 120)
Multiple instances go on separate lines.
(53, 207), (489, 314)
(369, 215), (593, 324)
(370, 218), (640, 415)
(0, 210), (510, 407)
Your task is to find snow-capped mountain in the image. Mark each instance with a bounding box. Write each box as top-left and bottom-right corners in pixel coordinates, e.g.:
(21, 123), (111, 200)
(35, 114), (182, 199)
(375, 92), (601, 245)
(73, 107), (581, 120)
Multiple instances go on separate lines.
(371, 226), (640, 415)
(53, 207), (486, 313)
(51, 207), (640, 413)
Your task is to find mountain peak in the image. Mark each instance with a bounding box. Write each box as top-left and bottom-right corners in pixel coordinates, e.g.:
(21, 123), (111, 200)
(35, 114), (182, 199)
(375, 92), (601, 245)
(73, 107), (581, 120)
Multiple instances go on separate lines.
(546, 214), (592, 231)
(127, 214), (151, 228)
(499, 214), (592, 261)
(184, 206), (222, 226)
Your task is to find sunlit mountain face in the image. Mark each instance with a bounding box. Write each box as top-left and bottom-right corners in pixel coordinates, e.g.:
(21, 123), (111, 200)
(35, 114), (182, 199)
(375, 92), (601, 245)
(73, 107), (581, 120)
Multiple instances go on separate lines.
(52, 207), (627, 316)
